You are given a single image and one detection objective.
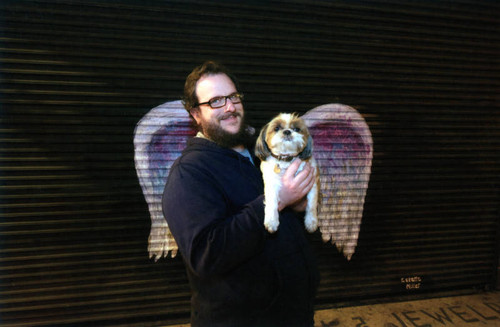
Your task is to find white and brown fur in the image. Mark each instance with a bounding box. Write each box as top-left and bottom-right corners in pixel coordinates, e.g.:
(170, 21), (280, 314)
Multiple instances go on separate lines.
(255, 113), (320, 233)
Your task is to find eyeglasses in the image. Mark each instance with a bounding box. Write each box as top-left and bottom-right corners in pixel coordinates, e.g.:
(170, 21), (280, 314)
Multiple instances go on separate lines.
(196, 92), (244, 109)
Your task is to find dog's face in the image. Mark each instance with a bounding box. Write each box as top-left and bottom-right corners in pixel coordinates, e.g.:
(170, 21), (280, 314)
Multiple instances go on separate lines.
(255, 113), (313, 160)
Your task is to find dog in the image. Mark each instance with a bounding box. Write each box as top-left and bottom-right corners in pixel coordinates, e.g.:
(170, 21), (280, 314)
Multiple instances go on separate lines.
(255, 113), (320, 233)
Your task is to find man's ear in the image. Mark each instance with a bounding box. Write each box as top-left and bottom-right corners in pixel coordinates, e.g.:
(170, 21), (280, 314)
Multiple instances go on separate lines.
(189, 107), (201, 125)
(255, 124), (271, 160)
(299, 135), (314, 160)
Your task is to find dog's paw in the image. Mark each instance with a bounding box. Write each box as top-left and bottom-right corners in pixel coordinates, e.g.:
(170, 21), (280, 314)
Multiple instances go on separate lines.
(264, 217), (280, 233)
(304, 212), (318, 233)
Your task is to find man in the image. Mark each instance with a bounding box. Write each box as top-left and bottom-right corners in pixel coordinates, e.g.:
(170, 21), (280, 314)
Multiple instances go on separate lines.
(162, 61), (319, 326)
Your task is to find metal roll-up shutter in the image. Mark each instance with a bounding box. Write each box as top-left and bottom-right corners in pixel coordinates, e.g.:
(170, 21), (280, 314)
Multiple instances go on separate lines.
(0, 0), (498, 326)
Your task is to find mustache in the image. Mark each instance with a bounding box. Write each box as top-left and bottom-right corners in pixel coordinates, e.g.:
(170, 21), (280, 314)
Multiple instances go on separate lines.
(219, 112), (241, 121)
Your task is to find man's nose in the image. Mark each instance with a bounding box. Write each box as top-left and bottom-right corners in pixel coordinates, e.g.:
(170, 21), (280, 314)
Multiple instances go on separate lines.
(224, 99), (236, 112)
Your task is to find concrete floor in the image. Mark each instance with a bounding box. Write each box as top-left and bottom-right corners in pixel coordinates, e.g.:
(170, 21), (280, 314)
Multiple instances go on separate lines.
(168, 291), (500, 327)
(314, 291), (500, 327)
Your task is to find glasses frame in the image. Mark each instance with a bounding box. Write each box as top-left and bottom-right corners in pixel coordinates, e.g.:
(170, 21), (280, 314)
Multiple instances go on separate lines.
(196, 92), (244, 109)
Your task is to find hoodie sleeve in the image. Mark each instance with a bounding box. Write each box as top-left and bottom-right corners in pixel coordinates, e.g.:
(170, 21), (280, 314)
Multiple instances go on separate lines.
(162, 161), (267, 279)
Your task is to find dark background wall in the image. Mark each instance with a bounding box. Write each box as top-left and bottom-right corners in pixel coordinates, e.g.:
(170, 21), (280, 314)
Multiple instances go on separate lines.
(1, 1), (499, 326)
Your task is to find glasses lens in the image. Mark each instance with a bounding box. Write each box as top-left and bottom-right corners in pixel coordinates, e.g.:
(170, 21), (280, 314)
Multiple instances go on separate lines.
(229, 93), (242, 104)
(209, 97), (226, 108)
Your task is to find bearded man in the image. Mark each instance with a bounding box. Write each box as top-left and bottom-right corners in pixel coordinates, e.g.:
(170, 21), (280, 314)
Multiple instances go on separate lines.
(162, 61), (319, 327)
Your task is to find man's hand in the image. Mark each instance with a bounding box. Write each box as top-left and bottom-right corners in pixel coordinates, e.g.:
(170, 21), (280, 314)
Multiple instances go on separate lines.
(278, 159), (315, 211)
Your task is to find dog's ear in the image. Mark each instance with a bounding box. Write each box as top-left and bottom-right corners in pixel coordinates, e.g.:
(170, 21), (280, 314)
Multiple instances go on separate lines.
(255, 124), (272, 160)
(299, 135), (314, 160)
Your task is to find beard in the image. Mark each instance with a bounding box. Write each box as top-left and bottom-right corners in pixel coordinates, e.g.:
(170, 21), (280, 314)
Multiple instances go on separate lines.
(200, 112), (254, 149)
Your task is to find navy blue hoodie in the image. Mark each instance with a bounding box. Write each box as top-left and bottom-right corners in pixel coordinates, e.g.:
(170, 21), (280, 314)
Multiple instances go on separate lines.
(162, 137), (319, 327)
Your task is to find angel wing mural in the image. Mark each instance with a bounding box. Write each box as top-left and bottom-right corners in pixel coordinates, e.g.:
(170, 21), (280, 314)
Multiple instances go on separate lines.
(134, 101), (372, 261)
(302, 104), (373, 260)
(133, 100), (196, 260)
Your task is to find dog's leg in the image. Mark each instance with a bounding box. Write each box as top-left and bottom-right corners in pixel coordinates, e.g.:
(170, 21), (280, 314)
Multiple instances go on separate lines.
(304, 177), (319, 233)
(264, 182), (281, 233)
(262, 163), (281, 233)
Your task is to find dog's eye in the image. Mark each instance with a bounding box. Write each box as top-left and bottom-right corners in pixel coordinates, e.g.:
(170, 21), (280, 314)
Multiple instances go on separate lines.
(293, 127), (301, 132)
(274, 126), (281, 132)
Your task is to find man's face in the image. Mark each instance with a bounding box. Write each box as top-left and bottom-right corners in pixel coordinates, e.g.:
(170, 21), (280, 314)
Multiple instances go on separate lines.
(192, 73), (245, 140)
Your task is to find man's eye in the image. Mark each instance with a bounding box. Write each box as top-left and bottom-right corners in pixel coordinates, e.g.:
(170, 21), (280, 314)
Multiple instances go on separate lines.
(210, 97), (224, 106)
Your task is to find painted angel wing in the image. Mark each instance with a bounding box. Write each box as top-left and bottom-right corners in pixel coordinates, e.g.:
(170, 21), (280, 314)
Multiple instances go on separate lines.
(133, 100), (195, 261)
(302, 104), (373, 260)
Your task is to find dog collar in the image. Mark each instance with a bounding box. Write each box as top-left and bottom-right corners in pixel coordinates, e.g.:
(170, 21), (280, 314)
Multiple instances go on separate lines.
(270, 153), (296, 162)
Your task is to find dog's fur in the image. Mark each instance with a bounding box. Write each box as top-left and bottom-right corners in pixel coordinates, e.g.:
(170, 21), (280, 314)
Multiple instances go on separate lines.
(255, 113), (320, 233)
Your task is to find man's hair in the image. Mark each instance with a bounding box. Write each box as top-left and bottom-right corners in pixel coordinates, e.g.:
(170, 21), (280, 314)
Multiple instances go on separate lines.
(182, 61), (240, 111)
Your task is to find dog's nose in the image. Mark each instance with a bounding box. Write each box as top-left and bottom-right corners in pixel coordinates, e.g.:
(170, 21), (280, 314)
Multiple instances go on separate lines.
(283, 130), (291, 136)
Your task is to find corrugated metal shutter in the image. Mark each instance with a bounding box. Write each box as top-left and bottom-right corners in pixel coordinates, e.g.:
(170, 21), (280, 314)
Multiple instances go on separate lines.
(1, 0), (498, 326)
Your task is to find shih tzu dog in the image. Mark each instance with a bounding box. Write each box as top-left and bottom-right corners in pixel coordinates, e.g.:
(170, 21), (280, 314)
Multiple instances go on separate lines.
(255, 113), (320, 233)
